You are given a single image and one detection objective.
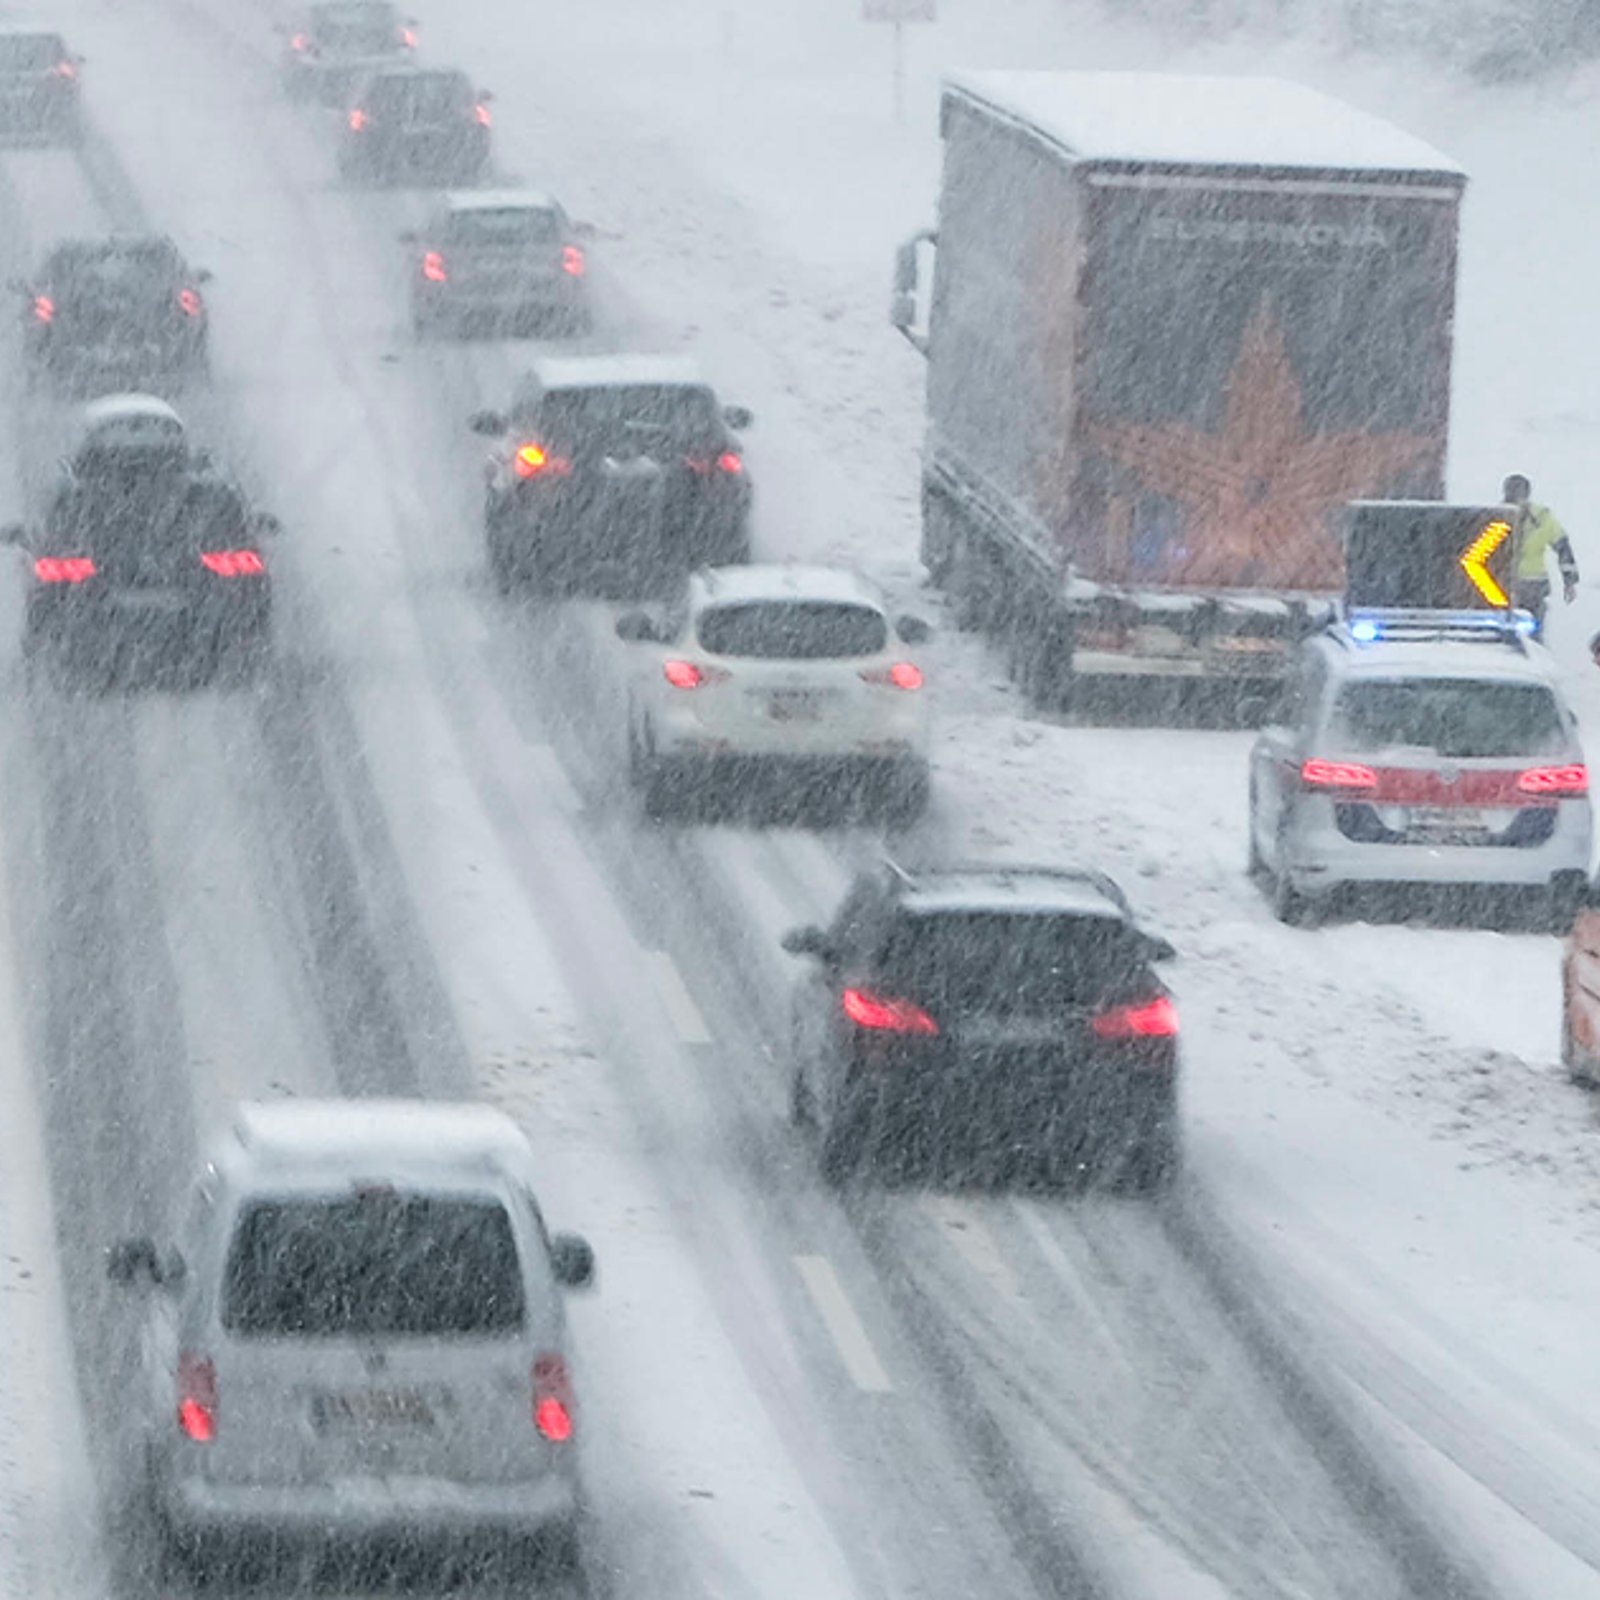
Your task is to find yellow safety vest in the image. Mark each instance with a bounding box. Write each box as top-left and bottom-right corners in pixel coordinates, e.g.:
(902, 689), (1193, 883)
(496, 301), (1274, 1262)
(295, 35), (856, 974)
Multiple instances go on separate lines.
(1516, 503), (1570, 581)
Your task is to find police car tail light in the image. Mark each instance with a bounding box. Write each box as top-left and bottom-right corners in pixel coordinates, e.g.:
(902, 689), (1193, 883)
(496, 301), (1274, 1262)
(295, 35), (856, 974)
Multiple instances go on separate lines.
(1518, 764), (1588, 797)
(200, 550), (265, 577)
(662, 659), (729, 690)
(1300, 758), (1377, 792)
(34, 556), (96, 584)
(842, 986), (938, 1036)
(1091, 995), (1179, 1040)
(513, 442), (571, 480)
(422, 251), (447, 283)
(533, 1354), (573, 1441)
(177, 1352), (217, 1443)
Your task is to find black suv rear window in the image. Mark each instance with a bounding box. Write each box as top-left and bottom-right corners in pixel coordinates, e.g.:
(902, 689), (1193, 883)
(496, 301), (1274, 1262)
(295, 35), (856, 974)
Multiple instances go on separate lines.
(1330, 679), (1566, 760)
(368, 72), (470, 118)
(311, 3), (398, 51)
(44, 241), (180, 294)
(0, 34), (63, 68)
(698, 601), (887, 660)
(536, 385), (721, 453)
(445, 208), (559, 247)
(221, 1194), (526, 1338)
(878, 911), (1149, 1016)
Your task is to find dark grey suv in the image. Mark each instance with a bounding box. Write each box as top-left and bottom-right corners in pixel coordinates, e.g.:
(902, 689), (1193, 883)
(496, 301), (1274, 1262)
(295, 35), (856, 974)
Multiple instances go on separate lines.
(783, 862), (1180, 1191)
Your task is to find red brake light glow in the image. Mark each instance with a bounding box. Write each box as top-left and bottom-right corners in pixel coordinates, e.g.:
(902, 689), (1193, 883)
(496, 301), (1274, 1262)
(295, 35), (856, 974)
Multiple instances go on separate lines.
(422, 251), (447, 283)
(662, 659), (731, 689)
(177, 1353), (216, 1443)
(34, 556), (95, 584)
(33, 295), (54, 323)
(200, 550), (265, 577)
(474, 102), (492, 126)
(54, 59), (76, 79)
(178, 288), (203, 318)
(717, 451), (743, 475)
(841, 986), (938, 1036)
(862, 662), (923, 690)
(348, 108), (367, 130)
(513, 442), (571, 479)
(400, 25), (417, 46)
(1518, 764), (1589, 796)
(1300, 758), (1377, 792)
(561, 245), (585, 277)
(533, 1354), (573, 1442)
(290, 31), (308, 50)
(1091, 996), (1179, 1040)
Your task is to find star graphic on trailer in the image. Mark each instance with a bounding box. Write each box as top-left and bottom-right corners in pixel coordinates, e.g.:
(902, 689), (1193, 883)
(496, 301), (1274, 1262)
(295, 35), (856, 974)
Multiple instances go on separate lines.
(1088, 304), (1437, 588)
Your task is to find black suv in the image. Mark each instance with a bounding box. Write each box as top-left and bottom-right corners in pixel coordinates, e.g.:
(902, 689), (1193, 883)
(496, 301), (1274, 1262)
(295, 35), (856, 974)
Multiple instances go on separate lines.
(783, 863), (1179, 1190)
(18, 236), (210, 392)
(0, 28), (82, 145)
(6, 456), (276, 687)
(340, 67), (491, 186)
(471, 355), (753, 597)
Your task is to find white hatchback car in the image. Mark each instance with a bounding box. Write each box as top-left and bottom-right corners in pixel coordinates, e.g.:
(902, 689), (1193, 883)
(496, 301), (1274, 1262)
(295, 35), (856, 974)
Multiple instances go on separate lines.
(615, 564), (932, 822)
(107, 1100), (595, 1572)
(1249, 612), (1593, 926)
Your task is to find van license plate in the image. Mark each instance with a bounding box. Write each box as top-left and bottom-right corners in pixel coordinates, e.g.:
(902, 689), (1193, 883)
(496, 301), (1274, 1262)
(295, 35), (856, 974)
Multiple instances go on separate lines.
(313, 1388), (434, 1430)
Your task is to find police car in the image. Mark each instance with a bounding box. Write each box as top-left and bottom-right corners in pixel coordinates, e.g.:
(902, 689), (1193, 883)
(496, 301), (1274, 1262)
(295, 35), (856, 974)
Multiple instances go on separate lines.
(1248, 609), (1591, 927)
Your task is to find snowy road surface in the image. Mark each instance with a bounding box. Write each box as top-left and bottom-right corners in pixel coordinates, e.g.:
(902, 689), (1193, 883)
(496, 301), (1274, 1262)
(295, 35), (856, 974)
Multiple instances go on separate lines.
(0, 1), (1597, 1599)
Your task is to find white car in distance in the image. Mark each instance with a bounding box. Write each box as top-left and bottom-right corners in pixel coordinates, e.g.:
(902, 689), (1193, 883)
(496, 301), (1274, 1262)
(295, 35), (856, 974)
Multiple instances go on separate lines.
(615, 564), (933, 823)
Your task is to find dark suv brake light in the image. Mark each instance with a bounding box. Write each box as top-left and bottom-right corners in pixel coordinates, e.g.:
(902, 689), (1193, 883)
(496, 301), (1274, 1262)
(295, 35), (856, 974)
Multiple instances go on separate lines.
(177, 1352), (217, 1442)
(1091, 996), (1178, 1040)
(533, 1354), (573, 1441)
(200, 550), (265, 577)
(842, 986), (938, 1036)
(35, 556), (95, 583)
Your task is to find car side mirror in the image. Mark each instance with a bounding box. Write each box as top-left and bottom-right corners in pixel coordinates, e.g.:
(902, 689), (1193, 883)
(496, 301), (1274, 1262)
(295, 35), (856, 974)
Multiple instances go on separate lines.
(190, 447), (213, 469)
(477, 88), (494, 103)
(1143, 934), (1178, 964)
(194, 268), (213, 284)
(248, 511), (283, 538)
(781, 925), (834, 961)
(895, 614), (932, 644)
(107, 1237), (165, 1287)
(614, 610), (660, 644)
(397, 228), (417, 244)
(571, 220), (598, 240)
(550, 1232), (595, 1289)
(469, 410), (506, 437)
(722, 405), (753, 431)
(0, 523), (26, 547)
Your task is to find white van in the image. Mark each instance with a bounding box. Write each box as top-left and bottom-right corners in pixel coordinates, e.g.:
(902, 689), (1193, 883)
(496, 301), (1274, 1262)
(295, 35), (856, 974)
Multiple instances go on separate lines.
(108, 1099), (595, 1570)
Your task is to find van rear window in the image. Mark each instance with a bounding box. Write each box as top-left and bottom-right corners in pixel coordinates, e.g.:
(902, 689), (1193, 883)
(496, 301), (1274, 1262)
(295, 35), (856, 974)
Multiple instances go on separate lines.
(222, 1194), (525, 1337)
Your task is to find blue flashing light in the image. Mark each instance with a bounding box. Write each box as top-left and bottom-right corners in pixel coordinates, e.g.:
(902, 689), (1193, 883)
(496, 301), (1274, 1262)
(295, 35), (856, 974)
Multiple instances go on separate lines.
(1344, 608), (1539, 646)
(1349, 617), (1381, 644)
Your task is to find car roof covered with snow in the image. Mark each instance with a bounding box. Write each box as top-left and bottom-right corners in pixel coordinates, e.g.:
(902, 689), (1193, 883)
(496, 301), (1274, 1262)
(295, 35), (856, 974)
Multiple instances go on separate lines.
(218, 1099), (535, 1187)
(692, 564), (885, 610)
(1313, 628), (1564, 687)
(888, 863), (1137, 921)
(944, 71), (1464, 180)
(525, 353), (707, 393)
(442, 188), (561, 215)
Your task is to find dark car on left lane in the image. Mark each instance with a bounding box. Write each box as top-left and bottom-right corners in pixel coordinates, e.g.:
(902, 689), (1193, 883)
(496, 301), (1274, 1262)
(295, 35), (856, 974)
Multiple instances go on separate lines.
(17, 235), (211, 394)
(6, 398), (277, 687)
(0, 27), (83, 145)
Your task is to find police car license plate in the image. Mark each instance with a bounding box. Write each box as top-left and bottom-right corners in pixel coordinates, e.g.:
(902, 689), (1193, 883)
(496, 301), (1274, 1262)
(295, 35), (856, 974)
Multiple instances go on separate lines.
(1407, 806), (1487, 841)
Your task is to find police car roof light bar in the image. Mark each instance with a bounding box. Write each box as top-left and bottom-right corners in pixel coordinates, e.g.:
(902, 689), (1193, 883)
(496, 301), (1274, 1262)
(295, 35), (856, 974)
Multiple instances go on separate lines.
(1335, 606), (1537, 652)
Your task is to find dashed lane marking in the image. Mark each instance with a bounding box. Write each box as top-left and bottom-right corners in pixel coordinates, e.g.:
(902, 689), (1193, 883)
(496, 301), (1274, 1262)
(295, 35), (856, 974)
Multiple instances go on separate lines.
(794, 1254), (893, 1393)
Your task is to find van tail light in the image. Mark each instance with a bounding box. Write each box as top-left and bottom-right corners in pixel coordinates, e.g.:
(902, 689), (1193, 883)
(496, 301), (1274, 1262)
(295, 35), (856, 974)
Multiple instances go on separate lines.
(422, 251), (447, 283)
(861, 662), (923, 690)
(841, 987), (938, 1036)
(474, 103), (492, 126)
(33, 295), (54, 324)
(34, 556), (96, 583)
(1518, 764), (1588, 796)
(177, 1352), (217, 1443)
(533, 1354), (573, 1441)
(662, 659), (729, 690)
(178, 288), (203, 318)
(348, 108), (367, 131)
(513, 442), (571, 480)
(561, 245), (585, 277)
(1299, 758), (1377, 792)
(1091, 996), (1179, 1040)
(200, 550), (265, 577)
